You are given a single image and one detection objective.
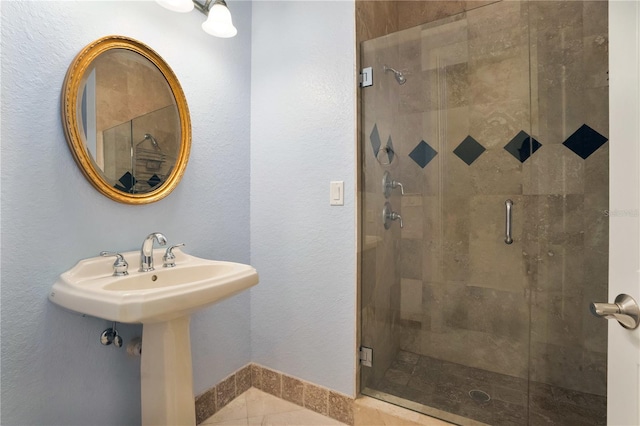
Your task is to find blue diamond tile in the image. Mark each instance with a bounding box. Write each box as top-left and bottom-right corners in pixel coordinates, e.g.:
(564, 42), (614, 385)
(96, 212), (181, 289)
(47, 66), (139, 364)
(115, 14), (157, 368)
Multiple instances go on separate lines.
(383, 136), (395, 164)
(504, 131), (542, 163)
(454, 136), (486, 165)
(148, 174), (162, 188)
(117, 171), (136, 191)
(409, 140), (438, 168)
(563, 124), (608, 159)
(370, 124), (381, 157)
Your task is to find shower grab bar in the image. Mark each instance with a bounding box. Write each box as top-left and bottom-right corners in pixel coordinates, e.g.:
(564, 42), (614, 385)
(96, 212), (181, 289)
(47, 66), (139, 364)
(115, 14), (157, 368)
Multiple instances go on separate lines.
(505, 199), (513, 244)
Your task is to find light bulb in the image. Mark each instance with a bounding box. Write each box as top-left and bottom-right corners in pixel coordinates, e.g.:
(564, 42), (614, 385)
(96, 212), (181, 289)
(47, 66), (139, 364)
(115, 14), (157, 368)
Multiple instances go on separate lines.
(201, 3), (237, 38)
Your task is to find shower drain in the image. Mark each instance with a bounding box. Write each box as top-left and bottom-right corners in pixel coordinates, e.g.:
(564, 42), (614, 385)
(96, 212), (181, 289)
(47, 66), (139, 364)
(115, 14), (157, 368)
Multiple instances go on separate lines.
(468, 389), (491, 403)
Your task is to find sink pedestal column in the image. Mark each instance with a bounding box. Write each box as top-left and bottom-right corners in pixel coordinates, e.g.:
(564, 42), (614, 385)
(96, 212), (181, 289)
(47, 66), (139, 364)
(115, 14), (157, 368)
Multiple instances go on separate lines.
(141, 316), (195, 426)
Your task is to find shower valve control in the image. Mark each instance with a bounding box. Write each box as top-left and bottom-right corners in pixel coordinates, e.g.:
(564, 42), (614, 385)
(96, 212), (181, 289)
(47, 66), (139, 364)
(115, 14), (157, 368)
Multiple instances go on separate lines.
(383, 202), (403, 229)
(382, 171), (404, 198)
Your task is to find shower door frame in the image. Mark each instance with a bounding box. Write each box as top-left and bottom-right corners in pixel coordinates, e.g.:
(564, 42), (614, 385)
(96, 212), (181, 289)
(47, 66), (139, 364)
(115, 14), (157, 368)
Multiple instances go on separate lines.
(355, 1), (640, 424)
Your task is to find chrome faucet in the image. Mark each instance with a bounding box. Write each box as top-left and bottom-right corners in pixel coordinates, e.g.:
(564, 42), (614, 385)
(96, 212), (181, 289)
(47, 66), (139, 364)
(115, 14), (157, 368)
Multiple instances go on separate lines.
(140, 232), (167, 272)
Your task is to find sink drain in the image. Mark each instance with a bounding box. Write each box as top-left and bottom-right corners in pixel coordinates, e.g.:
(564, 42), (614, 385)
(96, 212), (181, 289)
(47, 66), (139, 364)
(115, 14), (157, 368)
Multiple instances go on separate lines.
(469, 389), (491, 403)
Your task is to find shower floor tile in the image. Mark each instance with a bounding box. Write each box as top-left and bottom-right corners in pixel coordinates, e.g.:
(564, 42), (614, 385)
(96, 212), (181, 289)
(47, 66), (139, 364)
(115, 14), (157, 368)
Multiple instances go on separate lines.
(372, 351), (606, 426)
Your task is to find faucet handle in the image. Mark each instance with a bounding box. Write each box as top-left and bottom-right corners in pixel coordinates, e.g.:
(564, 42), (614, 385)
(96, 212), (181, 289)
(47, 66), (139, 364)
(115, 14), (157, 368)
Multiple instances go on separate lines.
(100, 252), (129, 276)
(382, 171), (405, 197)
(163, 243), (185, 268)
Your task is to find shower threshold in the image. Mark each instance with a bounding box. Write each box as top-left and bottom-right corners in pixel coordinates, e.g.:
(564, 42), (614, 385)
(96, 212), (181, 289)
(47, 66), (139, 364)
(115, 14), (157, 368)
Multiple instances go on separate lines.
(362, 387), (488, 426)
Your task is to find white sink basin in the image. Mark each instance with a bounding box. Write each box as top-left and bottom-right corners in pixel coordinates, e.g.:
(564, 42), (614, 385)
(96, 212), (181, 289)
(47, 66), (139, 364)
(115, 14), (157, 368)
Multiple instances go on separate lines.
(49, 248), (258, 323)
(50, 247), (259, 425)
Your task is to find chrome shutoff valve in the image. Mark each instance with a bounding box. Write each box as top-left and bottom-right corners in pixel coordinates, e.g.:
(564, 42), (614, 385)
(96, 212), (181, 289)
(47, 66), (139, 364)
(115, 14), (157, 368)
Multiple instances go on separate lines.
(101, 322), (123, 348)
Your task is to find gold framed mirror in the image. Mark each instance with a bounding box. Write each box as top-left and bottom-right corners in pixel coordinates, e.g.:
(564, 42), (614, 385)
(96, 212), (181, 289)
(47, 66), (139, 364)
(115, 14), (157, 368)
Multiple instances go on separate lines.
(61, 35), (191, 204)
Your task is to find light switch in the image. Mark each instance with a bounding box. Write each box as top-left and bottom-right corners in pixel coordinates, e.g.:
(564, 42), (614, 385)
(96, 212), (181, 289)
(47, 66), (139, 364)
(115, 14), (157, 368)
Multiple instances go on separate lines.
(330, 181), (344, 206)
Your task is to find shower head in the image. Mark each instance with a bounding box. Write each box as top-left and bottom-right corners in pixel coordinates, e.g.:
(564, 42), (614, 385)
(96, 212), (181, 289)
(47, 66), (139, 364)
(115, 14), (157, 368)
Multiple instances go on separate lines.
(383, 65), (407, 85)
(144, 133), (161, 150)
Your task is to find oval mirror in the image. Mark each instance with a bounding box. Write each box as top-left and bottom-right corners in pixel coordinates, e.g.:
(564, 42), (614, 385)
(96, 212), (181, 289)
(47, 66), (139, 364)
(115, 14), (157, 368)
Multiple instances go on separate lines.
(61, 35), (191, 204)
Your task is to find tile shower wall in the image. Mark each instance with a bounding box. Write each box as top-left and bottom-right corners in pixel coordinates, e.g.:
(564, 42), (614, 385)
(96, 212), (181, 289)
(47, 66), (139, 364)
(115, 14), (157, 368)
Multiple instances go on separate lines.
(358, 0), (511, 393)
(526, 0), (608, 396)
(360, 0), (608, 422)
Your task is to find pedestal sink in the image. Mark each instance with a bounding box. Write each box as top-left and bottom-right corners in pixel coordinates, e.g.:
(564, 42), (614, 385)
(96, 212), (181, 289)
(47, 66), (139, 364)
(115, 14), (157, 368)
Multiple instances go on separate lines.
(49, 248), (259, 425)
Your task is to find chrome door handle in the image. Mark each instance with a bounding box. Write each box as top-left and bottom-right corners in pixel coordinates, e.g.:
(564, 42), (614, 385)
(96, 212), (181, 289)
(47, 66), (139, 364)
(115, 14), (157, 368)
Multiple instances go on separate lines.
(590, 294), (640, 329)
(504, 199), (513, 244)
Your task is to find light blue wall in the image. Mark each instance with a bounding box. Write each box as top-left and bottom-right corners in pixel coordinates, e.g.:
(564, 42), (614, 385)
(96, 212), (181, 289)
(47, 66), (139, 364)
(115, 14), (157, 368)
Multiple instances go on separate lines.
(250, 1), (357, 397)
(1, 0), (358, 423)
(1, 1), (252, 424)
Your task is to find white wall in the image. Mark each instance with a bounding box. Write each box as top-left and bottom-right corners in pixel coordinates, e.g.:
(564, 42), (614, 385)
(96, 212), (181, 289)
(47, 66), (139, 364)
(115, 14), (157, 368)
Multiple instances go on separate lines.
(0, 1), (252, 424)
(250, 1), (357, 396)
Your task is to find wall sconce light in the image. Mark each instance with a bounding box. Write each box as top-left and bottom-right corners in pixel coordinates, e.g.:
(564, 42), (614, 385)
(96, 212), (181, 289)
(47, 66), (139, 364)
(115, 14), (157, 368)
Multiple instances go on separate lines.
(156, 0), (237, 38)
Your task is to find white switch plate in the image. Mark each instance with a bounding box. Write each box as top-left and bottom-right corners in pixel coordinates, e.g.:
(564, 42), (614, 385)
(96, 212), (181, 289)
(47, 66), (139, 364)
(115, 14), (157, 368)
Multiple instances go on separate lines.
(330, 181), (344, 206)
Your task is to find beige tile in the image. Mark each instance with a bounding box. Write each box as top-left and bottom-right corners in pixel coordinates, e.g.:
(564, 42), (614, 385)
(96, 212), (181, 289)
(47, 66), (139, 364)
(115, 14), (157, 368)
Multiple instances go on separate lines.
(400, 202), (424, 239)
(245, 388), (304, 419)
(236, 365), (252, 395)
(397, 1), (466, 31)
(419, 328), (528, 379)
(217, 374), (237, 411)
(522, 145), (585, 195)
(400, 279), (423, 322)
(356, 1), (398, 43)
(303, 382), (329, 416)
(354, 404), (386, 426)
(250, 364), (263, 390)
(354, 397), (453, 426)
(328, 391), (354, 425)
(203, 394), (247, 425)
(247, 416), (263, 426)
(205, 419), (248, 426)
(261, 409), (346, 426)
(196, 387), (217, 425)
(261, 368), (282, 398)
(282, 375), (304, 407)
(468, 195), (526, 292)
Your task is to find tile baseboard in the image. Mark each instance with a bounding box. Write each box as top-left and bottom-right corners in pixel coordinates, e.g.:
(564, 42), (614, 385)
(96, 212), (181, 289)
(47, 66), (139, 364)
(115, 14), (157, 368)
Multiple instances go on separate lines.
(195, 363), (354, 425)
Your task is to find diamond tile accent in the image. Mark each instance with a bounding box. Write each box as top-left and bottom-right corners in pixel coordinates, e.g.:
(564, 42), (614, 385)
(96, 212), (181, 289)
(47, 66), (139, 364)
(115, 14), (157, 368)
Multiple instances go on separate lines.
(453, 136), (486, 165)
(382, 135), (395, 164)
(504, 131), (542, 163)
(116, 171), (135, 192)
(148, 174), (162, 188)
(409, 140), (438, 168)
(562, 124), (608, 159)
(370, 124), (381, 157)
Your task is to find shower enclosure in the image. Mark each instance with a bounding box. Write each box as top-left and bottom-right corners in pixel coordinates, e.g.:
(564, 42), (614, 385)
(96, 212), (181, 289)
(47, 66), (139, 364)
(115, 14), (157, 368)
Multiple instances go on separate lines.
(359, 2), (608, 425)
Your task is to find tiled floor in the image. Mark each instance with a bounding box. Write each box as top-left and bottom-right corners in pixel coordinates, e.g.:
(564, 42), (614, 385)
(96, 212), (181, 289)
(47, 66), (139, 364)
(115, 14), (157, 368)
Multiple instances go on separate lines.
(372, 350), (606, 426)
(202, 388), (347, 426)
(203, 387), (453, 426)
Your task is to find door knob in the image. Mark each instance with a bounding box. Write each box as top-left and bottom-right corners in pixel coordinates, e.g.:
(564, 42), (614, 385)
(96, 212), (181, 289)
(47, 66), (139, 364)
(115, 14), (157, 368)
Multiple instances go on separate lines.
(590, 293), (640, 329)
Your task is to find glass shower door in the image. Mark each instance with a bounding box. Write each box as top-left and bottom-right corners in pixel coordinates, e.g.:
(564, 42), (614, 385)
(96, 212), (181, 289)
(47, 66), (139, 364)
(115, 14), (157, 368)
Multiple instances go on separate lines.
(359, 2), (608, 425)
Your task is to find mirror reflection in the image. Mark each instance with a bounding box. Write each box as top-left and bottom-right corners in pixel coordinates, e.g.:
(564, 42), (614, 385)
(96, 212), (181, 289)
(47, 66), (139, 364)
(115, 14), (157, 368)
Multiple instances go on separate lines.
(79, 48), (180, 194)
